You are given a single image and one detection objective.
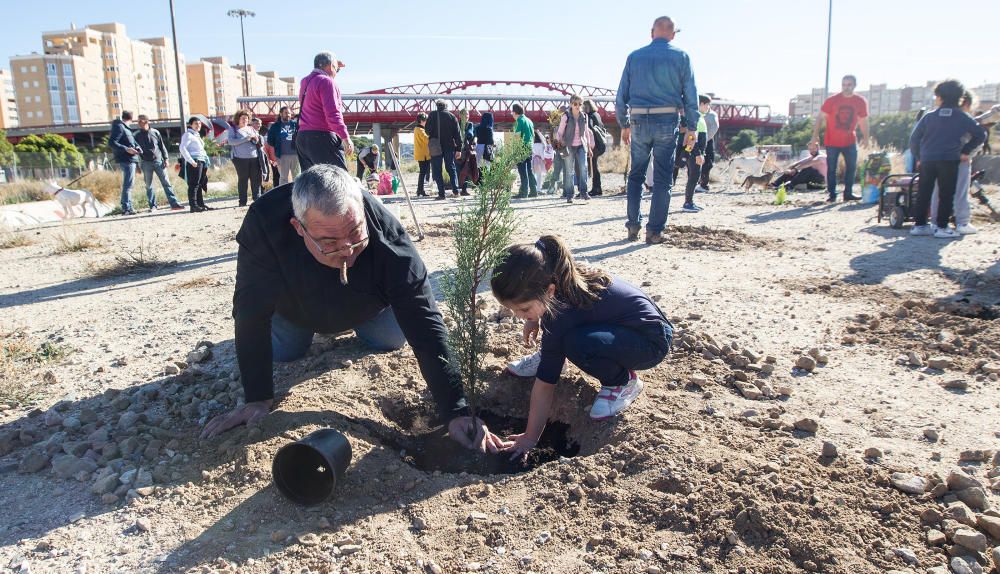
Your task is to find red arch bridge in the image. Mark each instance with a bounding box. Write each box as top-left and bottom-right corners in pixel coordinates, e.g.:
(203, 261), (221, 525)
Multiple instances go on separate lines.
(4, 81), (781, 154)
(238, 80), (781, 154)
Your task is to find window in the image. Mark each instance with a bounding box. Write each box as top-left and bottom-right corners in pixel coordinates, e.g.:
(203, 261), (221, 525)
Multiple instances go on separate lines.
(113, 103), (120, 110)
(66, 93), (76, 106)
(30, 65), (37, 72)
(22, 81), (28, 89)
(35, 110), (43, 118)
(51, 104), (63, 124)
(23, 96), (30, 103)
(34, 96), (41, 103)
(112, 90), (118, 97)
(20, 66), (26, 73)
(46, 63), (57, 74)
(32, 80), (39, 88)
(68, 106), (79, 123)
(26, 111), (32, 118)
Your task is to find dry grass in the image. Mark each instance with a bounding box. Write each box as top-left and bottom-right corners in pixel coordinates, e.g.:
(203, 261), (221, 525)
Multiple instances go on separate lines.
(52, 230), (104, 254)
(598, 145), (629, 174)
(0, 327), (70, 406)
(169, 275), (222, 290)
(85, 241), (175, 279)
(0, 231), (35, 249)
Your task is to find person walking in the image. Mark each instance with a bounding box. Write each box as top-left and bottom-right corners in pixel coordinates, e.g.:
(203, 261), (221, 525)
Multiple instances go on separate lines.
(474, 112), (495, 168)
(617, 16), (699, 244)
(811, 74), (870, 202)
(424, 99), (462, 200)
(297, 51), (353, 171)
(228, 110), (263, 206)
(582, 99), (607, 196)
(179, 116), (211, 213)
(696, 95), (719, 192)
(512, 103), (538, 198)
(134, 114), (184, 211)
(414, 113), (431, 197)
(265, 106), (299, 187)
(109, 110), (142, 215)
(556, 94), (594, 203)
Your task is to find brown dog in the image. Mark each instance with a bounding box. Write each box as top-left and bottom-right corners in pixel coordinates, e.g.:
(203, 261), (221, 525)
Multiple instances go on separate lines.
(740, 171), (777, 192)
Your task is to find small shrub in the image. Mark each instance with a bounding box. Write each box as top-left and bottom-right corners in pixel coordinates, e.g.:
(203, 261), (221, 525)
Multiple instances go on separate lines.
(53, 230), (104, 253)
(0, 328), (59, 406)
(85, 241), (175, 279)
(0, 232), (34, 249)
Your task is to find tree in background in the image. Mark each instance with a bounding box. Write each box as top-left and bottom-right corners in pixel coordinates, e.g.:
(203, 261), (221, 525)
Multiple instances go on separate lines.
(13, 134), (84, 169)
(441, 139), (527, 431)
(869, 111), (919, 151)
(0, 130), (14, 167)
(727, 129), (758, 155)
(761, 118), (814, 152)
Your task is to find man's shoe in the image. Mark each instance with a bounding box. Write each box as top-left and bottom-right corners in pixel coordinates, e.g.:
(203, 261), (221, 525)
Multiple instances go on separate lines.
(122, 209), (137, 216)
(566, 196), (574, 203)
(528, 191), (538, 198)
(148, 205), (158, 212)
(626, 225), (640, 242)
(681, 203), (701, 213)
(843, 194), (861, 201)
(645, 231), (667, 244)
(190, 205), (204, 213)
(589, 371), (644, 420)
(170, 204), (185, 211)
(452, 192), (460, 197)
(933, 227), (960, 239)
(514, 192), (528, 199)
(909, 225), (934, 236)
(826, 195), (837, 203)
(460, 191), (470, 196)
(435, 195), (447, 201)
(956, 223), (978, 235)
(694, 184), (709, 193)
(580, 193), (591, 201)
(590, 189), (603, 196)
(200, 205), (214, 211)
(505, 351), (541, 378)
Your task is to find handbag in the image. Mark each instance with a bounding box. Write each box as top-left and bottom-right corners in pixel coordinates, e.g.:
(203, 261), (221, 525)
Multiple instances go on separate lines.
(428, 111), (443, 157)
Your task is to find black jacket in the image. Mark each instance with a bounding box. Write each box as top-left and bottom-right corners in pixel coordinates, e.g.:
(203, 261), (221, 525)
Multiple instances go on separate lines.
(232, 184), (468, 421)
(134, 127), (168, 163)
(109, 119), (139, 163)
(424, 110), (462, 152)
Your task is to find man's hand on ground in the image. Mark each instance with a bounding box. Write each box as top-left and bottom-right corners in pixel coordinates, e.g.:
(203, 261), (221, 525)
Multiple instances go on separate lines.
(447, 416), (513, 453)
(200, 400), (272, 439)
(621, 127), (631, 147)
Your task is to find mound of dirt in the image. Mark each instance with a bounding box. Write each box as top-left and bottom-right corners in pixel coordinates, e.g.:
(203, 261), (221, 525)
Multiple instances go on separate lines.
(669, 225), (778, 252)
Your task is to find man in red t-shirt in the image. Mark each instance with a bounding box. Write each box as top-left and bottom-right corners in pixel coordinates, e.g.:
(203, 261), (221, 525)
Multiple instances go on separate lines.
(811, 75), (870, 202)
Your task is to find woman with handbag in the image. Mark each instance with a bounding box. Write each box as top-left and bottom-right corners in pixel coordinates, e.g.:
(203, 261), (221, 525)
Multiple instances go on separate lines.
(474, 112), (496, 168)
(228, 110), (263, 206)
(424, 99), (462, 200)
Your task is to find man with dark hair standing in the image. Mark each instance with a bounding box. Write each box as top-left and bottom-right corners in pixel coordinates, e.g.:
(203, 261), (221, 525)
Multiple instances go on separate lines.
(134, 115), (184, 211)
(297, 51), (353, 171)
(424, 99), (462, 200)
(811, 74), (870, 202)
(109, 110), (142, 215)
(617, 16), (698, 244)
(512, 103), (538, 198)
(266, 106), (300, 185)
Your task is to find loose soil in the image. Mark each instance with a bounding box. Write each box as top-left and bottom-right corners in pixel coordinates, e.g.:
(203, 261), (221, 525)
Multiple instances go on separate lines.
(1, 174), (1000, 574)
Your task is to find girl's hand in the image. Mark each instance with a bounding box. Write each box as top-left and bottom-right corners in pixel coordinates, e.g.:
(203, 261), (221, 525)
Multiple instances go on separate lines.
(523, 319), (539, 346)
(503, 433), (537, 462)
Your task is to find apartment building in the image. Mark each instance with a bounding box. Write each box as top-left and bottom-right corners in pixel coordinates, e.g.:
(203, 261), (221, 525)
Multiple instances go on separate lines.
(9, 22), (190, 127)
(188, 59), (296, 117)
(141, 37), (188, 119)
(789, 80), (941, 119)
(0, 69), (18, 128)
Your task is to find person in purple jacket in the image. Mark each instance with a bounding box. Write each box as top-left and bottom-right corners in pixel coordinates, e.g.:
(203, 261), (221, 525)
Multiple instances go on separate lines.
(491, 234), (673, 460)
(296, 51), (354, 172)
(909, 79), (987, 239)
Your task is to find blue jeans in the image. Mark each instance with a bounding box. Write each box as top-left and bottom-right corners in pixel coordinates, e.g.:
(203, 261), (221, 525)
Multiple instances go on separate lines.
(626, 114), (679, 234)
(516, 156), (537, 195)
(563, 322), (672, 387)
(825, 144), (858, 199)
(119, 160), (137, 211)
(140, 160), (181, 208)
(431, 149), (460, 197)
(563, 145), (588, 198)
(271, 307), (406, 362)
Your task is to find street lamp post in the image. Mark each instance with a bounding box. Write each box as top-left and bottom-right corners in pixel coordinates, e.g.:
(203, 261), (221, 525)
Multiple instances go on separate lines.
(823, 0), (833, 100)
(168, 0), (186, 140)
(227, 8), (255, 97)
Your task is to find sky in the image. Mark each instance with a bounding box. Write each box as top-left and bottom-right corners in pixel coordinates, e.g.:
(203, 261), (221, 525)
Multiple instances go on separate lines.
(1, 0), (995, 115)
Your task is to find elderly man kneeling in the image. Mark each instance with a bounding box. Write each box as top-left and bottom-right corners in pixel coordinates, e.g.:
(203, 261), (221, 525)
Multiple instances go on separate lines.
(201, 165), (506, 452)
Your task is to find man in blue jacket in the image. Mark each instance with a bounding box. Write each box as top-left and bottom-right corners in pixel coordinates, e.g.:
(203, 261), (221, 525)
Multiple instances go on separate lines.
(109, 111), (142, 215)
(266, 106), (300, 185)
(616, 16), (698, 244)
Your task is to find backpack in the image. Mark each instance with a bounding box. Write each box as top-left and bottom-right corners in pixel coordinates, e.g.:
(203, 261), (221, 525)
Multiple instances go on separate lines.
(589, 113), (609, 154)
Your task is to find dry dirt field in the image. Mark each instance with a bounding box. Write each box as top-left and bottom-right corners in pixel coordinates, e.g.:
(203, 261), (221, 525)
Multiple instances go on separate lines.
(1, 171), (1000, 574)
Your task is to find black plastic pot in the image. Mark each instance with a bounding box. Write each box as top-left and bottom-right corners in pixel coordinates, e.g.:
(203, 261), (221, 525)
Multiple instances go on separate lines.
(271, 428), (352, 505)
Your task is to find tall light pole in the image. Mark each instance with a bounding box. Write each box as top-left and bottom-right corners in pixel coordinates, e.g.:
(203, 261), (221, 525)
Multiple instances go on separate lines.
(227, 8), (255, 97)
(169, 0), (186, 139)
(823, 0), (833, 100)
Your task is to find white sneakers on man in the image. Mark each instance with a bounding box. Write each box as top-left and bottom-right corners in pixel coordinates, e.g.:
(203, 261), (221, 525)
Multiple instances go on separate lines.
(910, 225), (934, 236)
(506, 351), (541, 378)
(956, 223), (978, 235)
(933, 227), (960, 239)
(589, 371), (644, 420)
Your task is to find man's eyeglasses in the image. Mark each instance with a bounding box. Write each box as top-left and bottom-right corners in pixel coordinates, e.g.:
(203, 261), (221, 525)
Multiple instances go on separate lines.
(298, 219), (367, 257)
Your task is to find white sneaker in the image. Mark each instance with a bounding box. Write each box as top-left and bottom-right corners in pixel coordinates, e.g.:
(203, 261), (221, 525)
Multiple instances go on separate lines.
(589, 371), (644, 420)
(694, 184), (709, 193)
(933, 227), (960, 239)
(956, 223), (978, 235)
(910, 225), (933, 236)
(506, 351), (541, 378)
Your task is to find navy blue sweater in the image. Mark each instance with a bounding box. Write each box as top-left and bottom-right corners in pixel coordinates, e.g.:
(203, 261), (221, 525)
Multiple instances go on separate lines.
(909, 107), (986, 162)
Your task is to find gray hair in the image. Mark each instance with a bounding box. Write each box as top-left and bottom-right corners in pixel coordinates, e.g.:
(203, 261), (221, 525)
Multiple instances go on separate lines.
(314, 51), (335, 70)
(292, 165), (364, 221)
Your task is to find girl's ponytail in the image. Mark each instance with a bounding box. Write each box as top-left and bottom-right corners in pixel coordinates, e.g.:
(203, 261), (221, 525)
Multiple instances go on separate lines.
(491, 234), (610, 311)
(537, 235), (610, 309)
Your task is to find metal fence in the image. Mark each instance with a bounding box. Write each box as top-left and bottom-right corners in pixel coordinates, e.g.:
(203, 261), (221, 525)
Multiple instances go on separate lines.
(0, 152), (231, 183)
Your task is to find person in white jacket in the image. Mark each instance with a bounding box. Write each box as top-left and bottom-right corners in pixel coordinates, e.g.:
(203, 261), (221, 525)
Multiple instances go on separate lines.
(180, 117), (212, 212)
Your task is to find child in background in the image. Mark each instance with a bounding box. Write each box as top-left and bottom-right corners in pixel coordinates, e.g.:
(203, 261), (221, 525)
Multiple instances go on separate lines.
(532, 132), (549, 191)
(491, 235), (673, 459)
(681, 97), (709, 213)
(929, 91), (981, 235)
(909, 79), (986, 239)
